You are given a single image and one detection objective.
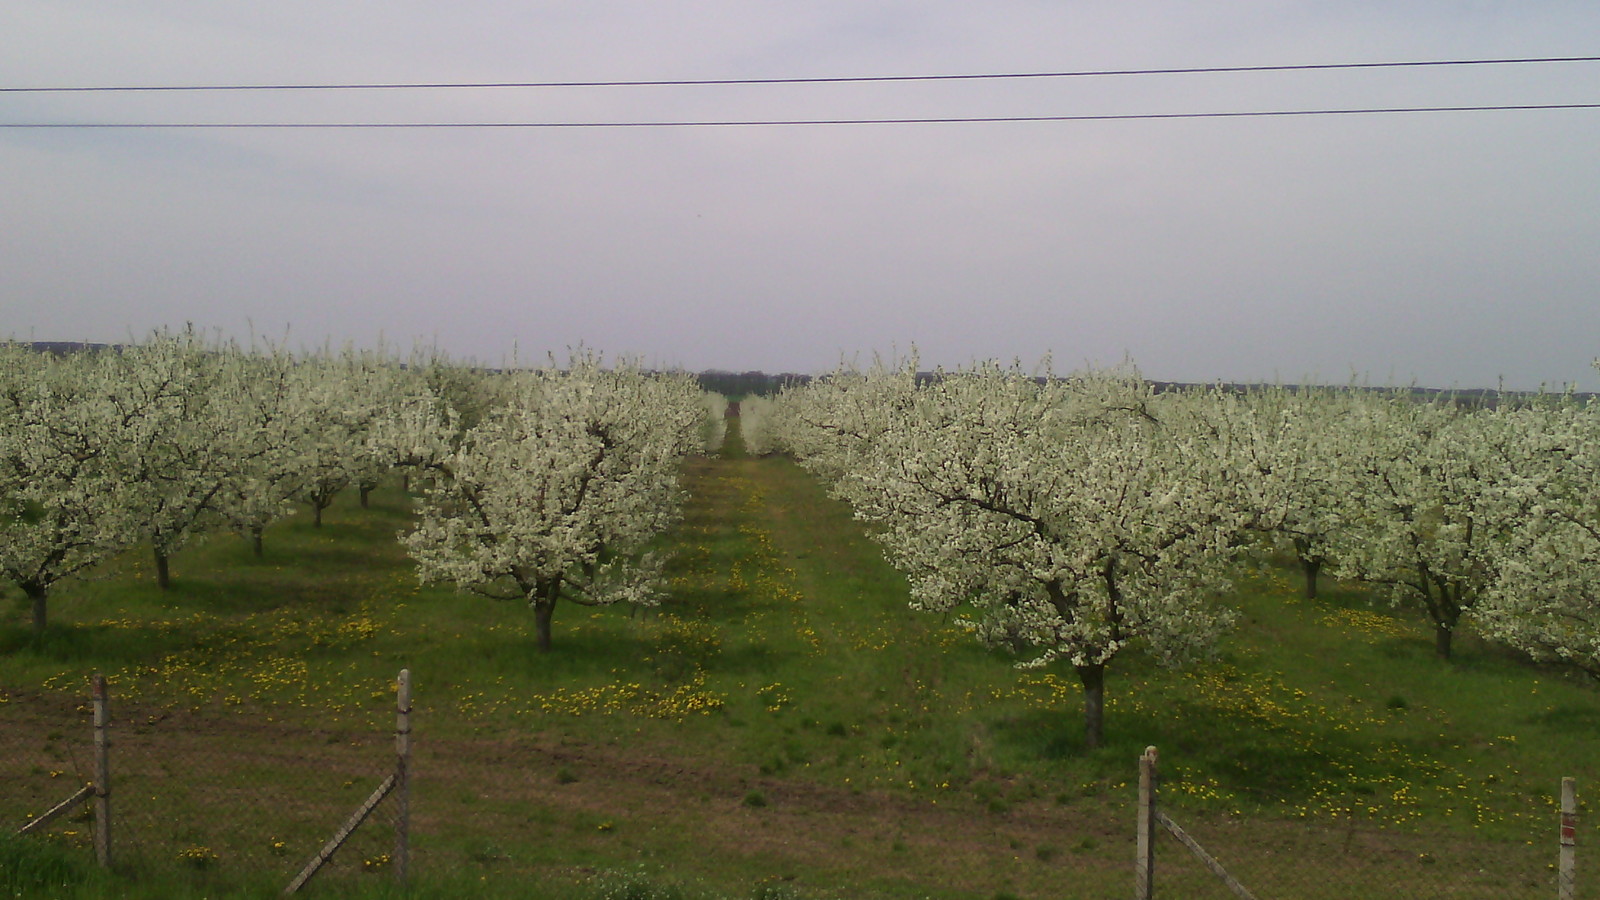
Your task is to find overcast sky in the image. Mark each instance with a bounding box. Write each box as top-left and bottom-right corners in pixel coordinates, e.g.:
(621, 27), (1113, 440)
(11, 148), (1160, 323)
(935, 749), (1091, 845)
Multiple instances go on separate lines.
(3, 2), (1597, 389)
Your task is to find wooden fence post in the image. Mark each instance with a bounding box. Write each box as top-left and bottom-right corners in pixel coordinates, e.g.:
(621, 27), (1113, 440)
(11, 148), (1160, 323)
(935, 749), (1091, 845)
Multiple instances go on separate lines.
(1136, 745), (1158, 900)
(92, 673), (111, 869)
(1560, 776), (1577, 900)
(394, 668), (412, 887)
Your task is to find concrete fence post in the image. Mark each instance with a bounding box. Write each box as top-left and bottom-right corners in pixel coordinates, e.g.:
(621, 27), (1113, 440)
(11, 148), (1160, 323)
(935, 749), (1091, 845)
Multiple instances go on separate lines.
(91, 673), (111, 868)
(1136, 745), (1158, 900)
(394, 668), (412, 887)
(1560, 776), (1577, 900)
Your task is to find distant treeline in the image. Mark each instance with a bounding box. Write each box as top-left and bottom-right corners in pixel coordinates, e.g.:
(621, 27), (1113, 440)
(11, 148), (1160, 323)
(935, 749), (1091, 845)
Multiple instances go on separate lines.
(700, 368), (1590, 406)
(694, 370), (812, 398)
(10, 345), (1584, 404)
(15, 340), (116, 356)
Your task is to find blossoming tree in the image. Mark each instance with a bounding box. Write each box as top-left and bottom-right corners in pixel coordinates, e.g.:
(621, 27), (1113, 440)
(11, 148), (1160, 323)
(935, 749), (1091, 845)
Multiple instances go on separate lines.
(784, 364), (1248, 748)
(1476, 396), (1600, 672)
(0, 345), (139, 630)
(1327, 392), (1533, 660)
(1223, 384), (1365, 599)
(101, 329), (248, 589)
(403, 359), (709, 651)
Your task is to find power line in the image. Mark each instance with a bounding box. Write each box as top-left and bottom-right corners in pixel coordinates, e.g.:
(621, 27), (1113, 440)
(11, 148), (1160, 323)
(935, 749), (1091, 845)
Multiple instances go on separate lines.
(2, 102), (1598, 128)
(3, 55), (1598, 93)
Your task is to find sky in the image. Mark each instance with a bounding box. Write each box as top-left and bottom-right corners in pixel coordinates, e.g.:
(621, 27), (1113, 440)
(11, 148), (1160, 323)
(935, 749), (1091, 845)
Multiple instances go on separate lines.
(2, 2), (1598, 390)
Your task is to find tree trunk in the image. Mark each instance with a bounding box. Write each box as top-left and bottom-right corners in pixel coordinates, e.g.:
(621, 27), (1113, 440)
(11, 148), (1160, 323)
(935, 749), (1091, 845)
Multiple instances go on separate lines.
(154, 546), (171, 590)
(1075, 662), (1106, 750)
(1300, 556), (1322, 600)
(24, 582), (48, 633)
(1434, 621), (1454, 660)
(251, 524), (264, 558)
(1291, 538), (1322, 600)
(359, 484), (372, 509)
(313, 501), (324, 528)
(534, 599), (555, 653)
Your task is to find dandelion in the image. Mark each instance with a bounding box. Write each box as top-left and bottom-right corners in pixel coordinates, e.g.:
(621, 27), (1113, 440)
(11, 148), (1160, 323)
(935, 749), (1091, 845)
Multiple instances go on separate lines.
(179, 846), (218, 869)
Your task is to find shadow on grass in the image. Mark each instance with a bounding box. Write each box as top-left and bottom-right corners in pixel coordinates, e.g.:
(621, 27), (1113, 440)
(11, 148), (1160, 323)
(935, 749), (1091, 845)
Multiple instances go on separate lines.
(408, 620), (684, 686)
(710, 642), (795, 679)
(0, 619), (202, 666)
(663, 585), (773, 627)
(980, 676), (1414, 805)
(1525, 703), (1600, 734)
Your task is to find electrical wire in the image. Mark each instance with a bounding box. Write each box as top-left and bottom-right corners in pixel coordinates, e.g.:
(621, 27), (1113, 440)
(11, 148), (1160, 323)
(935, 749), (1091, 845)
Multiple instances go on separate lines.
(3, 55), (1597, 93)
(3, 103), (1598, 129)
(5, 55), (1595, 128)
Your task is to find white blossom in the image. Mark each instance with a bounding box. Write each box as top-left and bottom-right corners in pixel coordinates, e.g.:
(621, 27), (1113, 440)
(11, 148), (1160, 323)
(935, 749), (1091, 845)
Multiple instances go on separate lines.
(0, 344), (140, 629)
(402, 357), (707, 650)
(1326, 391), (1533, 659)
(1476, 396), (1600, 672)
(775, 361), (1247, 748)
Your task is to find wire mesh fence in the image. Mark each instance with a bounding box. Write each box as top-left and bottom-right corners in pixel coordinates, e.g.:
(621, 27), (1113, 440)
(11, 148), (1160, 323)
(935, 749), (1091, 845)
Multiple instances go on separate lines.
(1145, 814), (1567, 899)
(2, 671), (407, 894)
(3, 679), (1591, 898)
(3, 688), (99, 858)
(1134, 745), (1585, 900)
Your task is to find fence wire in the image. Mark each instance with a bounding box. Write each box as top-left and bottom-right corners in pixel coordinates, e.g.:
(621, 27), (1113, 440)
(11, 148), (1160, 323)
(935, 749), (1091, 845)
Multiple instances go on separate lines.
(1145, 811), (1571, 900)
(4, 677), (1588, 899)
(2, 690), (98, 856)
(3, 676), (404, 893)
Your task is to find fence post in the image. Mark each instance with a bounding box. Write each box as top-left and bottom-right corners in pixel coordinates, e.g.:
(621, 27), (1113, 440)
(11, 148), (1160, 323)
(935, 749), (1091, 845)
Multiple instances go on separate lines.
(1560, 776), (1577, 900)
(1136, 745), (1158, 900)
(394, 668), (412, 887)
(91, 673), (111, 869)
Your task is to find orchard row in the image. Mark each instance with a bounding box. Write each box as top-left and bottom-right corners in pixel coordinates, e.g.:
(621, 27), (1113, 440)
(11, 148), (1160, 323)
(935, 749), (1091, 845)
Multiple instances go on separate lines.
(740, 360), (1600, 747)
(11, 333), (1600, 750)
(0, 331), (722, 639)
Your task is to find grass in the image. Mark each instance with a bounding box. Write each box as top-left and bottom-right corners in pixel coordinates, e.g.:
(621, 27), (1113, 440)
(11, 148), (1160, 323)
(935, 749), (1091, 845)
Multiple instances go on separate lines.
(2, 416), (1599, 898)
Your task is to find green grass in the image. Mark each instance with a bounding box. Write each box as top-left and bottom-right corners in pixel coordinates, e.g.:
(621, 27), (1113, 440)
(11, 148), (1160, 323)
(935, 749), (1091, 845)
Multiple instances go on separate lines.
(3, 417), (1598, 899)
(0, 835), (723, 900)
